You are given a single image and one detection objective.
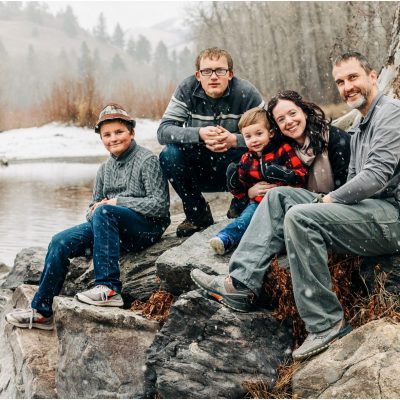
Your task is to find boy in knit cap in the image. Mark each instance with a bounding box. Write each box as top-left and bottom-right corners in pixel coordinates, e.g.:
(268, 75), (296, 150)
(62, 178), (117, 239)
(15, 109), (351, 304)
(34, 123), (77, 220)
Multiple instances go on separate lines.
(210, 107), (308, 255)
(5, 103), (170, 330)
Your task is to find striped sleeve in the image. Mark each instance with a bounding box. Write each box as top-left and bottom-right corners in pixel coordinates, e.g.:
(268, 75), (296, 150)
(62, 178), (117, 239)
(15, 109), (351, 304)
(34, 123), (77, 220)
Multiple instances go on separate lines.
(157, 87), (200, 145)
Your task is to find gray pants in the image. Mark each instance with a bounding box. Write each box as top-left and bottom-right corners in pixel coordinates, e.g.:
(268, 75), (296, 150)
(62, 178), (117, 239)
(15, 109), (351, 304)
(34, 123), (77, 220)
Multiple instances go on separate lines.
(229, 186), (400, 332)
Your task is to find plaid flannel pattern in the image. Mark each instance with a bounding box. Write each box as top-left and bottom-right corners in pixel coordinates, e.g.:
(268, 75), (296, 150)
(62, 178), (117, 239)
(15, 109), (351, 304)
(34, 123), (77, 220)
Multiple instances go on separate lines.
(232, 142), (308, 203)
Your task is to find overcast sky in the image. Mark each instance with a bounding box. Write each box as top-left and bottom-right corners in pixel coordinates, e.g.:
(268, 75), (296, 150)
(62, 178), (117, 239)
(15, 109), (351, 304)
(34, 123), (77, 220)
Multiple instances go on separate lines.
(45, 1), (192, 32)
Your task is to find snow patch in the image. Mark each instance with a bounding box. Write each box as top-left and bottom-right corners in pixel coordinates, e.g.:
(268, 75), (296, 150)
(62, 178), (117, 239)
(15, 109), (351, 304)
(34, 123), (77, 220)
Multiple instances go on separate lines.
(0, 119), (160, 161)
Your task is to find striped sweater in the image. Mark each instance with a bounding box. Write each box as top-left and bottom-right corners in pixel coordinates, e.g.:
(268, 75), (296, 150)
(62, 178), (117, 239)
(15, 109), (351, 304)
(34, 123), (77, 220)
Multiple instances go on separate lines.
(87, 141), (170, 222)
(157, 75), (264, 148)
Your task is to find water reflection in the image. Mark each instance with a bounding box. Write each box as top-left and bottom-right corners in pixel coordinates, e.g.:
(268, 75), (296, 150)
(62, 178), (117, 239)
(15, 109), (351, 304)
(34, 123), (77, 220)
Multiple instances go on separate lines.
(0, 163), (99, 266)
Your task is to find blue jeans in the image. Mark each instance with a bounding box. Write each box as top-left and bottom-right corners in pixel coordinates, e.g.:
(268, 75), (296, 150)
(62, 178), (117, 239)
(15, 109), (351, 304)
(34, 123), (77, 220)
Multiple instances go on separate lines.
(218, 202), (258, 248)
(32, 205), (167, 317)
(159, 144), (245, 221)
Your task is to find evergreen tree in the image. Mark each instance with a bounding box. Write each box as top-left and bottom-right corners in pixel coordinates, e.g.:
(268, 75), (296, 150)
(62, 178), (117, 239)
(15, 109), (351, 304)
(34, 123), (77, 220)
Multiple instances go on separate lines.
(93, 13), (109, 43)
(178, 46), (194, 77)
(126, 37), (136, 58)
(62, 5), (79, 37)
(110, 53), (126, 71)
(153, 41), (170, 70)
(93, 48), (100, 67)
(153, 41), (171, 86)
(111, 23), (125, 49)
(77, 41), (93, 78)
(136, 34), (151, 63)
(170, 49), (178, 81)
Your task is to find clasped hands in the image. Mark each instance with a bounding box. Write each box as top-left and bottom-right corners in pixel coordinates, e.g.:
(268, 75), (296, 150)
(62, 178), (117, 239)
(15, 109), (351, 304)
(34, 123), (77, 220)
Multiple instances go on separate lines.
(90, 198), (117, 213)
(199, 125), (237, 152)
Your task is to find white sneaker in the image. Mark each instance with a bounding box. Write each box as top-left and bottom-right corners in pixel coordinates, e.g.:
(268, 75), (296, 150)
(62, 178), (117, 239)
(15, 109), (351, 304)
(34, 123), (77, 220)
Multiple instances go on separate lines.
(75, 285), (123, 307)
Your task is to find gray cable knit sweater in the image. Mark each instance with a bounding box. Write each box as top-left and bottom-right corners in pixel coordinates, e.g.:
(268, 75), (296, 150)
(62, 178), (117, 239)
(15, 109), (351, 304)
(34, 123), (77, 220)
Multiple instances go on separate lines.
(86, 141), (170, 222)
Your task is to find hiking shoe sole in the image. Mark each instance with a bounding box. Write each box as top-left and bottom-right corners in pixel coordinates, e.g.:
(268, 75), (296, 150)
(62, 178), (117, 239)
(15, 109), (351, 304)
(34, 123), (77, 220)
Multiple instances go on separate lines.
(292, 323), (352, 361)
(5, 314), (54, 330)
(190, 270), (253, 313)
(75, 294), (124, 307)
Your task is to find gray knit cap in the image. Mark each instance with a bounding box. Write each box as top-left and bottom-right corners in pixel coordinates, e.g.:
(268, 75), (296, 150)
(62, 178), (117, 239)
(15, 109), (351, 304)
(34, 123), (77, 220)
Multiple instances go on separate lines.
(95, 103), (136, 133)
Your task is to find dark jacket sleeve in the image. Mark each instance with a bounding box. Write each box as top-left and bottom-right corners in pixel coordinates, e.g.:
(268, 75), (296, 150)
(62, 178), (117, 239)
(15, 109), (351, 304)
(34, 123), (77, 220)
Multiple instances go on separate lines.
(327, 125), (351, 189)
(157, 80), (200, 145)
(227, 159), (250, 199)
(260, 143), (308, 186)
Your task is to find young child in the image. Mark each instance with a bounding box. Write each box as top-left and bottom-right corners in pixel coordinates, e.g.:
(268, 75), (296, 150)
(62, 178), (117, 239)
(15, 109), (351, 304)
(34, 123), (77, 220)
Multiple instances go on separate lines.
(210, 107), (308, 255)
(5, 103), (170, 330)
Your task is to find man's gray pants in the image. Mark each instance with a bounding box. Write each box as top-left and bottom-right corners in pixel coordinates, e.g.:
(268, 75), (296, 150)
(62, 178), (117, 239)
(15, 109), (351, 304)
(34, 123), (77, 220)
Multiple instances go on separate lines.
(229, 186), (400, 333)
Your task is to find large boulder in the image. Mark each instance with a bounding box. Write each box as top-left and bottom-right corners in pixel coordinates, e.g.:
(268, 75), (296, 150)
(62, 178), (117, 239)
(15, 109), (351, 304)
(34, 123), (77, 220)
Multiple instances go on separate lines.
(292, 318), (400, 398)
(145, 290), (293, 399)
(156, 222), (232, 295)
(156, 221), (290, 299)
(53, 296), (160, 399)
(2, 247), (47, 289)
(0, 285), (58, 399)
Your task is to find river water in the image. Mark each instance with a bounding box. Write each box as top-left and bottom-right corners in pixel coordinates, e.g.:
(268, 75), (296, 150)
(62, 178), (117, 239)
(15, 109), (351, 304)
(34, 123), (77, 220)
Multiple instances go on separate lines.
(0, 162), (100, 266)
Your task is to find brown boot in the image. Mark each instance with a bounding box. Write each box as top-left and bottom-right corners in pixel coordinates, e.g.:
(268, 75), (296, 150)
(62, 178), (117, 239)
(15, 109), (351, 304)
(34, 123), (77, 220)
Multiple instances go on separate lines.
(176, 204), (214, 237)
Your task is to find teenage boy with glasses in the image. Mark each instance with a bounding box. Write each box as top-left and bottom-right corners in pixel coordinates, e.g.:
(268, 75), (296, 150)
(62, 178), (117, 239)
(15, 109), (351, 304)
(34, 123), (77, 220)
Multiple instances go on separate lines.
(158, 47), (264, 237)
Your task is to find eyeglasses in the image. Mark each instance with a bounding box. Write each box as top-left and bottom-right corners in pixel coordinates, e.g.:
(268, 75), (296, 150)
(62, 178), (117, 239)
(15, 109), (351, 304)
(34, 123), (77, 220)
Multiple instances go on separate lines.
(199, 68), (230, 77)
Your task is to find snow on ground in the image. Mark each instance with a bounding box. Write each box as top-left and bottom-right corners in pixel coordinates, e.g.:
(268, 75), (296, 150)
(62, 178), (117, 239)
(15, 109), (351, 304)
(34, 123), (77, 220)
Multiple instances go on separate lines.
(0, 119), (161, 161)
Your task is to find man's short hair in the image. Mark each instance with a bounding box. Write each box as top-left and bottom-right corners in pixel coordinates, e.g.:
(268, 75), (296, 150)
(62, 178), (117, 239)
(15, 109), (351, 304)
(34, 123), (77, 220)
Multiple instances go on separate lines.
(195, 47), (233, 71)
(238, 107), (270, 132)
(333, 51), (373, 74)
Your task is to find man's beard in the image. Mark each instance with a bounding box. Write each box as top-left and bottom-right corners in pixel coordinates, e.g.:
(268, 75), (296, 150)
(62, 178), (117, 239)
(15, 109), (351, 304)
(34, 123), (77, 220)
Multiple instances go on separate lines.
(345, 90), (369, 110)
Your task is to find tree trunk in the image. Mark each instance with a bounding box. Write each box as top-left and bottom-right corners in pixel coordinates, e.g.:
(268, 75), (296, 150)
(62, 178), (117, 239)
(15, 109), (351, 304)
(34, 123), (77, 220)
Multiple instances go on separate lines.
(377, 3), (400, 98)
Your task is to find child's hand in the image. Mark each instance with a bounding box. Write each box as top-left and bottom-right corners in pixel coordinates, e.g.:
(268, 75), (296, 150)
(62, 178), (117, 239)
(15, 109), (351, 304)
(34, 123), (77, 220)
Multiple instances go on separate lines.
(248, 182), (277, 199)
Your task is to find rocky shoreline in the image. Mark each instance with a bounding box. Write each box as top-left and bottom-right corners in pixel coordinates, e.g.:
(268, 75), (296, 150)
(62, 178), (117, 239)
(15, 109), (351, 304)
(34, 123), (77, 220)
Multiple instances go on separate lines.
(1, 194), (400, 398)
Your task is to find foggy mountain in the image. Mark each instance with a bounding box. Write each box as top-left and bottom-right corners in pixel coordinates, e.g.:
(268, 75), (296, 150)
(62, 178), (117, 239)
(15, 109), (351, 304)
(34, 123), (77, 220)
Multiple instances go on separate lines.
(0, 2), (194, 122)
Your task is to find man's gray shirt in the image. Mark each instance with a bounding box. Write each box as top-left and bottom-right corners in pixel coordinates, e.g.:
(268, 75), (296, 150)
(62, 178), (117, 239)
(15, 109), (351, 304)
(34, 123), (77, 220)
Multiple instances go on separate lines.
(330, 93), (400, 205)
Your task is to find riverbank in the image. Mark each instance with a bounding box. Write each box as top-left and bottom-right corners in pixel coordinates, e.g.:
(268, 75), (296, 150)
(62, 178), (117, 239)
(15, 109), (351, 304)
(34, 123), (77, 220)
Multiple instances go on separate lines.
(0, 119), (162, 163)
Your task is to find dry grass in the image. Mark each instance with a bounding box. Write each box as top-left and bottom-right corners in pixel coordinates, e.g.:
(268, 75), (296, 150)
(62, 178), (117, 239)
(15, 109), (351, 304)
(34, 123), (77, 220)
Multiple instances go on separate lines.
(0, 76), (175, 132)
(253, 255), (400, 399)
(130, 290), (174, 323)
(41, 75), (104, 128)
(115, 81), (175, 120)
(350, 266), (400, 326)
(243, 361), (302, 399)
(264, 253), (364, 347)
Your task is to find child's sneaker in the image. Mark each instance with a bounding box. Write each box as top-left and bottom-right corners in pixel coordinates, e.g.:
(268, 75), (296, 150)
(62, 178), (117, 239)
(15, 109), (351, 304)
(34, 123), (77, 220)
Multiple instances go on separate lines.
(75, 285), (124, 307)
(210, 234), (231, 255)
(5, 308), (54, 330)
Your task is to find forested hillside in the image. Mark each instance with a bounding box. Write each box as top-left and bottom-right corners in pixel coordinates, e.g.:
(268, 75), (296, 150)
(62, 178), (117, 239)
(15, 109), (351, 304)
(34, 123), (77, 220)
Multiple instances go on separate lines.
(190, 2), (396, 104)
(0, 1), (396, 130)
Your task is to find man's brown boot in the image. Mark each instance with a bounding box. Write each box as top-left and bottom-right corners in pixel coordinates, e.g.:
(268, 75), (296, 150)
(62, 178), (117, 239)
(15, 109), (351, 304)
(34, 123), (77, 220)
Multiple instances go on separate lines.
(176, 204), (214, 237)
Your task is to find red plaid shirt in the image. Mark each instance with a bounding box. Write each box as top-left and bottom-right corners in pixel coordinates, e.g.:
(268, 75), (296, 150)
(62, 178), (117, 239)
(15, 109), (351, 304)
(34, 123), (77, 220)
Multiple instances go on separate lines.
(232, 142), (308, 203)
